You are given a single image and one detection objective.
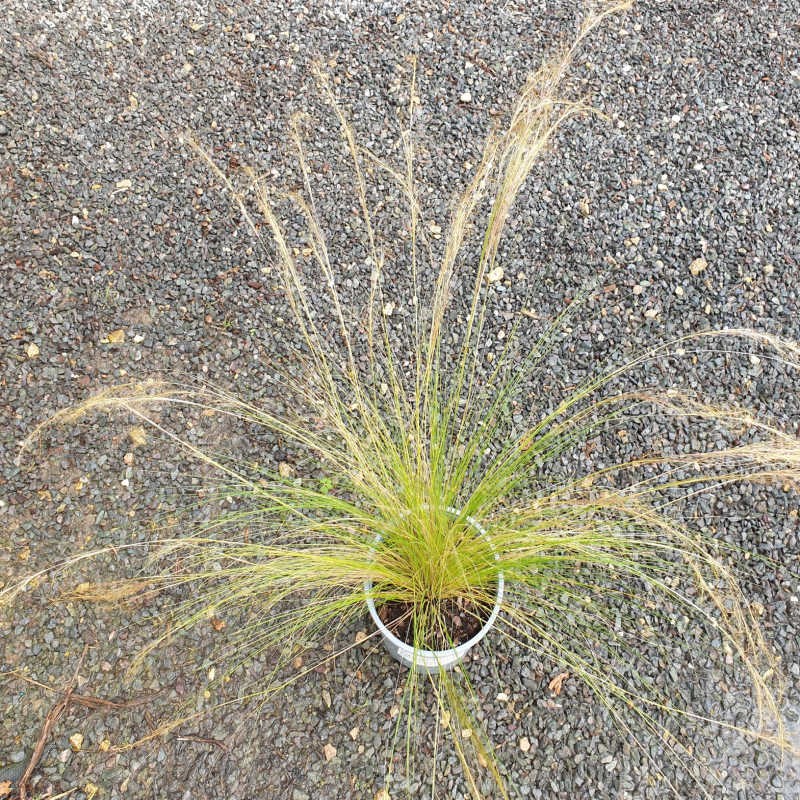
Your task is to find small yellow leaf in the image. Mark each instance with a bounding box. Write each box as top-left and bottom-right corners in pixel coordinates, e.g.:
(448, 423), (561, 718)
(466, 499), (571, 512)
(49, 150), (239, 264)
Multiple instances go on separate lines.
(25, 342), (40, 358)
(105, 328), (125, 344)
(128, 93), (138, 110)
(99, 738), (111, 752)
(322, 743), (337, 761)
(69, 732), (84, 752)
(278, 462), (294, 478)
(487, 266), (504, 283)
(115, 179), (132, 190)
(128, 427), (147, 447)
(0, 780), (13, 799)
(85, 781), (99, 800)
(689, 257), (707, 276)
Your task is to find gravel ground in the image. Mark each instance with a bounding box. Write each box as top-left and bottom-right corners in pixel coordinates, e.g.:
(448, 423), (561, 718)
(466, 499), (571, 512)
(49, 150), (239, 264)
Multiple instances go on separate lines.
(2, 1), (799, 798)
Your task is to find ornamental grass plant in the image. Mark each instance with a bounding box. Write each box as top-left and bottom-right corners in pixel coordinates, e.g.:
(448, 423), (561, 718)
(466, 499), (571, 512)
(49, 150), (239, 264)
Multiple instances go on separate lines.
(8, 1), (800, 797)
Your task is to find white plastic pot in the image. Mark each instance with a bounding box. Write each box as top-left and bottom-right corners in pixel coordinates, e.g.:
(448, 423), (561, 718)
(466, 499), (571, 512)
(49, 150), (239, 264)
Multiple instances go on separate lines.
(364, 508), (504, 675)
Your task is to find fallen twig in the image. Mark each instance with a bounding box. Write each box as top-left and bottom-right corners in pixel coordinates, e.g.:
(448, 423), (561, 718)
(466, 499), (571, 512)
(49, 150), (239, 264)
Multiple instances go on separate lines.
(176, 734), (230, 753)
(11, 650), (156, 800)
(71, 693), (154, 711)
(18, 645), (87, 800)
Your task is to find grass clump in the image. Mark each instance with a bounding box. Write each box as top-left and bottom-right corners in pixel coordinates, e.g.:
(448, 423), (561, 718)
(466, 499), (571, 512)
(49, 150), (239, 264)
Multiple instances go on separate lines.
(8, 1), (800, 797)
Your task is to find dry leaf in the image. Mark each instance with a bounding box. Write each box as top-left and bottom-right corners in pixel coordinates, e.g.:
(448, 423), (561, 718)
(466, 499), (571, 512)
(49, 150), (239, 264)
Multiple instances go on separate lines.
(67, 579), (149, 603)
(278, 462), (294, 478)
(382, 301), (395, 317)
(0, 780), (12, 799)
(69, 732), (84, 752)
(25, 342), (40, 358)
(428, 222), (442, 236)
(210, 616), (226, 631)
(105, 328), (125, 344)
(374, 790), (391, 800)
(487, 266), (504, 283)
(689, 257), (708, 276)
(322, 743), (337, 761)
(548, 671), (570, 696)
(578, 197), (590, 217)
(354, 630), (368, 644)
(99, 738), (111, 752)
(85, 781), (99, 800)
(349, 727), (359, 741)
(128, 426), (148, 447)
(115, 179), (132, 190)
(519, 736), (531, 753)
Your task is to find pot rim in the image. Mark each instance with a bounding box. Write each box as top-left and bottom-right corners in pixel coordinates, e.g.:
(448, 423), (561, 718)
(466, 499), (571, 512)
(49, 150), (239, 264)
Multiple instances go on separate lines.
(364, 506), (504, 663)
